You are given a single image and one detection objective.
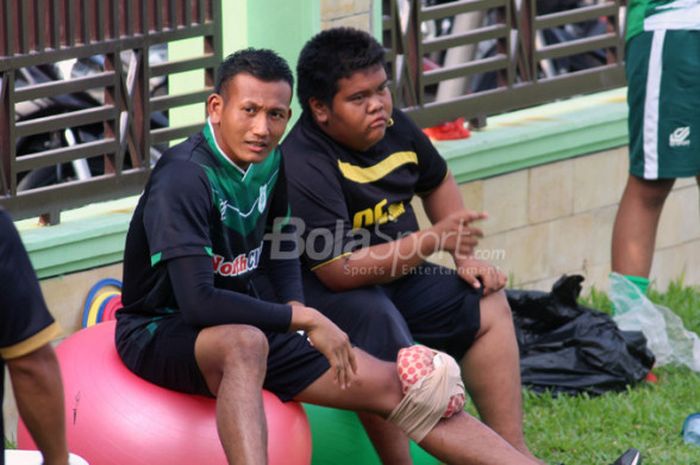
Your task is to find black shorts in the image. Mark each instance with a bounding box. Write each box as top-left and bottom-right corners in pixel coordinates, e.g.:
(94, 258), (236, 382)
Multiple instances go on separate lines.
(115, 313), (330, 402)
(301, 262), (482, 362)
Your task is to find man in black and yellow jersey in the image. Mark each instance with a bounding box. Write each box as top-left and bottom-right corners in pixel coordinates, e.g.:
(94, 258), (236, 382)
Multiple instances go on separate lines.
(282, 28), (541, 464)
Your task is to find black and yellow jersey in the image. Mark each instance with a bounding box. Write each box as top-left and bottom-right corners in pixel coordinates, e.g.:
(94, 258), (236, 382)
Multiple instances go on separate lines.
(282, 109), (448, 270)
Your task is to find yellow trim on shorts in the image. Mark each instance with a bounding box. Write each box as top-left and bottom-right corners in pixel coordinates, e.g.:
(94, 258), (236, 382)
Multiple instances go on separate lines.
(0, 322), (62, 360)
(310, 252), (352, 271)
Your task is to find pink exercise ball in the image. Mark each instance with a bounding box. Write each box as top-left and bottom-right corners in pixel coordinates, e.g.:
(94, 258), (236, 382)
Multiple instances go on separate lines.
(17, 321), (311, 465)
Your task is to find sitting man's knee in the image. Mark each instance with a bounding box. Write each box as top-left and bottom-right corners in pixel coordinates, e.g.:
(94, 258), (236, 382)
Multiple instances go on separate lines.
(387, 346), (464, 443)
(222, 325), (269, 364)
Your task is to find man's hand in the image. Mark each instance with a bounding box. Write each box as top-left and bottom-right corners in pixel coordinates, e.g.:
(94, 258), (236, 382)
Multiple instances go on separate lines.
(290, 305), (358, 389)
(431, 210), (487, 257)
(455, 256), (507, 296)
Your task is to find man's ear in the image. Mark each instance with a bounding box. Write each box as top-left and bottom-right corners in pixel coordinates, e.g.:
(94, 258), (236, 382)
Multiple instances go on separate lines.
(207, 93), (224, 124)
(309, 97), (329, 124)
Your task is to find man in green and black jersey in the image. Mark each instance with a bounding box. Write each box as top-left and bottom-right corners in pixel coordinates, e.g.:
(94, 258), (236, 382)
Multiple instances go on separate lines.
(281, 28), (541, 464)
(612, 0), (700, 294)
(115, 49), (546, 465)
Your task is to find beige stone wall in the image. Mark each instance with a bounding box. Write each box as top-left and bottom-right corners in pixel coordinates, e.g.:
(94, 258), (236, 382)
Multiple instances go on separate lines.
(321, 0), (372, 31)
(415, 147), (700, 293)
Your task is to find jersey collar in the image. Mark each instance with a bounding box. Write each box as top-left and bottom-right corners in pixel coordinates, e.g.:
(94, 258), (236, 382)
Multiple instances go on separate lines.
(203, 118), (250, 178)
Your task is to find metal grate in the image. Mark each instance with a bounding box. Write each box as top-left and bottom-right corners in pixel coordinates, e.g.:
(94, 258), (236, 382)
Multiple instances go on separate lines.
(0, 0), (221, 223)
(383, 0), (626, 128)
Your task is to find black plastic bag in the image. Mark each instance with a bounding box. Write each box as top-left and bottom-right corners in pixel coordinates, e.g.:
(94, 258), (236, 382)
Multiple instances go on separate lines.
(506, 275), (655, 396)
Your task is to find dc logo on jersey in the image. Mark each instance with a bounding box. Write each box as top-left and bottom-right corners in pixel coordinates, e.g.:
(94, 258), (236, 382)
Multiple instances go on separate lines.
(670, 126), (690, 148)
(258, 185), (267, 213)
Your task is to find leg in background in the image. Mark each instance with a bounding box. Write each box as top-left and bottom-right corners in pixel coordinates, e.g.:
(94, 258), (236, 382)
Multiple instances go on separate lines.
(459, 290), (542, 464)
(611, 175), (675, 277)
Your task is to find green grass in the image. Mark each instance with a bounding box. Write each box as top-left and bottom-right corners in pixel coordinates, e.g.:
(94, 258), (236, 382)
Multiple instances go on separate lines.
(508, 278), (700, 464)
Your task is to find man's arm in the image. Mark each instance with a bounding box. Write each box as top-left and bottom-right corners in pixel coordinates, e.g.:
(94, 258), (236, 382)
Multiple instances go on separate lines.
(288, 304), (357, 389)
(167, 255), (293, 332)
(7, 344), (69, 465)
(421, 172), (506, 295)
(168, 255), (357, 389)
(313, 202), (485, 292)
(314, 172), (504, 293)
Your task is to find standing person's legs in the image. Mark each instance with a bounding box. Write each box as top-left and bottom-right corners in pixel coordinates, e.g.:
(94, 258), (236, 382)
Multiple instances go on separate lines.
(611, 175), (674, 277)
(613, 29), (700, 280)
(386, 263), (540, 462)
(302, 269), (415, 464)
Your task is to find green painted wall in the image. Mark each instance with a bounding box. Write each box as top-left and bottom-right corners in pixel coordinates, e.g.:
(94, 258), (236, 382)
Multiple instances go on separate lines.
(245, 0), (320, 124)
(372, 0), (383, 38)
(169, 0), (319, 132)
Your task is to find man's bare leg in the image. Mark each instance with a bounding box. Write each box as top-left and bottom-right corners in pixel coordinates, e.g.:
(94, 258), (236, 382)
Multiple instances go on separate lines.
(296, 349), (540, 465)
(460, 290), (542, 463)
(358, 412), (413, 465)
(611, 175), (675, 277)
(8, 344), (69, 465)
(195, 325), (269, 465)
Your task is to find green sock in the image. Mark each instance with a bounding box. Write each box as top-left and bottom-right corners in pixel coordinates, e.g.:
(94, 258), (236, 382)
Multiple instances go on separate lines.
(624, 274), (650, 295)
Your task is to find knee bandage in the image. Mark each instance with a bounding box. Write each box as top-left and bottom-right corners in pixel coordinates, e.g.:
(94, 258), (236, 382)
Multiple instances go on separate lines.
(387, 345), (465, 442)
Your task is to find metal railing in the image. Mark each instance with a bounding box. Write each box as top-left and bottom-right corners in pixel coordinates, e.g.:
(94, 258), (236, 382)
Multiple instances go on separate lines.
(383, 0), (626, 128)
(0, 0), (221, 223)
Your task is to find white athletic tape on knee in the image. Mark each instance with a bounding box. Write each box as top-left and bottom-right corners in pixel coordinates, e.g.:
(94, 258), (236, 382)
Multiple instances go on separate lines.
(387, 345), (465, 442)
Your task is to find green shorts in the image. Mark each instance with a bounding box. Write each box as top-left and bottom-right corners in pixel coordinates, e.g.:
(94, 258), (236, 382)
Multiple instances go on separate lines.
(626, 30), (700, 180)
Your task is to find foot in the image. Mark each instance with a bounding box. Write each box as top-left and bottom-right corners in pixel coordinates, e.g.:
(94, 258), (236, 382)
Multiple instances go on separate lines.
(611, 448), (641, 465)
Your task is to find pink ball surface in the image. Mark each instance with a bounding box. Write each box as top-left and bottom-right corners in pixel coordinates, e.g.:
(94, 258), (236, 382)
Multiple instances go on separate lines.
(18, 321), (311, 465)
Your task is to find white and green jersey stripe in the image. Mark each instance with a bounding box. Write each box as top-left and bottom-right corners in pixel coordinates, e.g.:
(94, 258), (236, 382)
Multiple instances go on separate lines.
(627, 0), (700, 40)
(201, 119), (283, 238)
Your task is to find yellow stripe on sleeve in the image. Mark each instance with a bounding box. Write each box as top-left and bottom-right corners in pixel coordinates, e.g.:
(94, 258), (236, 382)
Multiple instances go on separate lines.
(0, 322), (62, 360)
(310, 252), (352, 271)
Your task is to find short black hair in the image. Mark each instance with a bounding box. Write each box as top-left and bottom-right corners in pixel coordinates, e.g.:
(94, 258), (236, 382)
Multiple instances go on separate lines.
(296, 27), (386, 113)
(215, 48), (294, 96)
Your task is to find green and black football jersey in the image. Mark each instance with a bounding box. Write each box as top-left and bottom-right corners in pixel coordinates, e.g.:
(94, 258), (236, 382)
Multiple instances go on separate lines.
(282, 109), (448, 270)
(120, 120), (295, 329)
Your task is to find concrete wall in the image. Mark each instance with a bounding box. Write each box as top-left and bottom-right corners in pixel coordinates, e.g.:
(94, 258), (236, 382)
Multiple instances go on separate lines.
(414, 147), (700, 293)
(321, 0), (372, 31)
